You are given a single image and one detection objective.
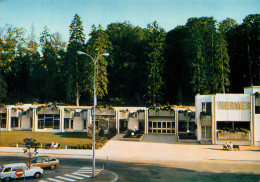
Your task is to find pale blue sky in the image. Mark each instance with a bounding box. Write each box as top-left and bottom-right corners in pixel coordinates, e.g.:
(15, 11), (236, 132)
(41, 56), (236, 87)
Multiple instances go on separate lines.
(0, 0), (259, 43)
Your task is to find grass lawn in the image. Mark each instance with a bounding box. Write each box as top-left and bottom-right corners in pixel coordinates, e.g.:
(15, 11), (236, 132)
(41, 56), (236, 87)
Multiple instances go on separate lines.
(0, 131), (102, 149)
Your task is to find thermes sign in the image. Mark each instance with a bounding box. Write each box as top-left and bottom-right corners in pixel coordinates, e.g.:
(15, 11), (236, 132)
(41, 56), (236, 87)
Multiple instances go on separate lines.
(217, 102), (251, 110)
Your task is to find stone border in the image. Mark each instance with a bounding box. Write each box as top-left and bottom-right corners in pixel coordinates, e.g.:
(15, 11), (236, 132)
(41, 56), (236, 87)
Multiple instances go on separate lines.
(121, 135), (144, 141)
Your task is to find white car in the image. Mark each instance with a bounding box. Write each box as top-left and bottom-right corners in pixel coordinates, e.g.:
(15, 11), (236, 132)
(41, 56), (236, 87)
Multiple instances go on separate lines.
(0, 163), (43, 182)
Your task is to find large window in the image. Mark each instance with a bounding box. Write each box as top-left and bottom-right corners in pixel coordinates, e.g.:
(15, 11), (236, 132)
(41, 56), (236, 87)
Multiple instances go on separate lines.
(217, 121), (250, 131)
(0, 113), (6, 128)
(38, 114), (60, 129)
(148, 121), (175, 134)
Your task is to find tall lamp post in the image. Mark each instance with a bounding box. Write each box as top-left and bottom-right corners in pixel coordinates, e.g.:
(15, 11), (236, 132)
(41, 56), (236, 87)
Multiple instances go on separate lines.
(77, 50), (109, 177)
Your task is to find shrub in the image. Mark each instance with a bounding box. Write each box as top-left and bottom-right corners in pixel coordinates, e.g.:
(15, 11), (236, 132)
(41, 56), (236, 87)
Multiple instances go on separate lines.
(99, 128), (104, 137)
(106, 127), (117, 139)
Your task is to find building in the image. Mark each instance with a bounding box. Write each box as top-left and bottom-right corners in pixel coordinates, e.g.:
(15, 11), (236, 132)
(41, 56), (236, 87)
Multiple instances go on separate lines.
(0, 104), (195, 137)
(3, 86), (259, 146)
(196, 86), (260, 146)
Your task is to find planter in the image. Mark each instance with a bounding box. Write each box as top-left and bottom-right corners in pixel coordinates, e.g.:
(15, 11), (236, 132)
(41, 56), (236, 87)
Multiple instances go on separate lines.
(121, 134), (144, 141)
(218, 131), (250, 140)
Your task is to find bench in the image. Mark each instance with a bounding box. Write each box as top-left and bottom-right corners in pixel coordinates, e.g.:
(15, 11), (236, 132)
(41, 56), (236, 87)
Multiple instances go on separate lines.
(223, 144), (240, 151)
(233, 145), (240, 151)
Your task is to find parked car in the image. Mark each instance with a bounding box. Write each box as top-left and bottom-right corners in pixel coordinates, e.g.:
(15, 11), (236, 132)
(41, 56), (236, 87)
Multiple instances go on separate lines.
(0, 163), (43, 182)
(30, 156), (59, 170)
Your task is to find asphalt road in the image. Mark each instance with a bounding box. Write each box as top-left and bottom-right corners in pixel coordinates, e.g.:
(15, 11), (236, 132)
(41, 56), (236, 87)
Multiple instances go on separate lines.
(0, 154), (260, 182)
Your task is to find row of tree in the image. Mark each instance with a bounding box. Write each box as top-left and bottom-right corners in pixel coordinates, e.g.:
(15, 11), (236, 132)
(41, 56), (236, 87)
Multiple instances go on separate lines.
(0, 14), (259, 106)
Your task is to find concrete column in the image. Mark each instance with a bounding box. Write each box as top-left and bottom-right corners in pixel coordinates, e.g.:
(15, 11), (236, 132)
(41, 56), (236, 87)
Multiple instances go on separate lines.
(32, 108), (37, 132)
(175, 110), (178, 136)
(60, 108), (64, 132)
(6, 108), (11, 131)
(145, 110), (149, 135)
(213, 95), (217, 144)
(250, 94), (255, 146)
(116, 110), (120, 134)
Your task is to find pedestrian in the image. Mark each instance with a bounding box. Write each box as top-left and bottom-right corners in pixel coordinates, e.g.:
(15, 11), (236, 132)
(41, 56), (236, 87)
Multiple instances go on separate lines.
(229, 142), (233, 151)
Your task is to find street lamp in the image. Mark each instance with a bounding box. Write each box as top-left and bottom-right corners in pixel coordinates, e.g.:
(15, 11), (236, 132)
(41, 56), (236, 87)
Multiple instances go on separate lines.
(77, 50), (109, 177)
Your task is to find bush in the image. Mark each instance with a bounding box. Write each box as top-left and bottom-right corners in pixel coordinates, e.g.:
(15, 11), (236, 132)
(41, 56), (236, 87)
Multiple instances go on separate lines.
(106, 127), (117, 139)
(99, 128), (104, 137)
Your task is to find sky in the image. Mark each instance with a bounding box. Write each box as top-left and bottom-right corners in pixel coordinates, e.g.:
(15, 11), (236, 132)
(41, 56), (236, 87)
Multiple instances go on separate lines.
(0, 0), (259, 43)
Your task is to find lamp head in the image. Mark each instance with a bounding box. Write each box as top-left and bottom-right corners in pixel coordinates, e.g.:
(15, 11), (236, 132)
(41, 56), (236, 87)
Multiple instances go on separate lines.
(77, 51), (86, 55)
(102, 53), (109, 57)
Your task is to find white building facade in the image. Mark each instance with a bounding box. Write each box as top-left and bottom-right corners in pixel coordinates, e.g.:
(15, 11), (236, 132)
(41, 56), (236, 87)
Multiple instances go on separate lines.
(0, 104), (195, 137)
(196, 86), (260, 146)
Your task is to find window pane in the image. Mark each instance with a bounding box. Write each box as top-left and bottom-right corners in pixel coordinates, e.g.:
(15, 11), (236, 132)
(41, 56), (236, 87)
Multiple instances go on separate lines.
(38, 120), (44, 129)
(54, 120), (59, 129)
(70, 120), (73, 129)
(54, 114), (60, 119)
(38, 114), (44, 119)
(64, 118), (69, 129)
(45, 118), (53, 128)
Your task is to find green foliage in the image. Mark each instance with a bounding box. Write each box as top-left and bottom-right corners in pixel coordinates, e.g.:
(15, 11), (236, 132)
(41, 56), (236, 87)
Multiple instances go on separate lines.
(146, 21), (166, 105)
(0, 14), (259, 106)
(84, 24), (112, 99)
(98, 128), (105, 137)
(23, 138), (40, 168)
(66, 14), (87, 106)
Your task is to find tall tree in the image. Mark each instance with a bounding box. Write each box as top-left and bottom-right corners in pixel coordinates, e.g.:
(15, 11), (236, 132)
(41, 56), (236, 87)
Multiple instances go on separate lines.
(66, 14), (86, 106)
(84, 25), (112, 101)
(0, 25), (25, 102)
(40, 26), (66, 101)
(165, 25), (193, 105)
(106, 22), (148, 105)
(145, 21), (166, 105)
(186, 17), (219, 94)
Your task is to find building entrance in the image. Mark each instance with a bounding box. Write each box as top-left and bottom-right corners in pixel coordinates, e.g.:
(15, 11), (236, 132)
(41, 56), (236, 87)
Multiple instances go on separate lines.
(148, 121), (175, 134)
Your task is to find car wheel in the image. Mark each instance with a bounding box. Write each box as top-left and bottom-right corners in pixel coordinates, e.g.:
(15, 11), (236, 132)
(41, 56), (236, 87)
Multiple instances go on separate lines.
(4, 177), (11, 182)
(34, 172), (41, 179)
(50, 165), (56, 170)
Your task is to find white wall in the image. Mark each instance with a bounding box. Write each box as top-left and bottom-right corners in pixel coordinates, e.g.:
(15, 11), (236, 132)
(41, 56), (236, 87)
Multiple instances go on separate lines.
(215, 94), (251, 121)
(254, 114), (260, 143)
(21, 115), (31, 129)
(128, 118), (139, 131)
(73, 117), (83, 131)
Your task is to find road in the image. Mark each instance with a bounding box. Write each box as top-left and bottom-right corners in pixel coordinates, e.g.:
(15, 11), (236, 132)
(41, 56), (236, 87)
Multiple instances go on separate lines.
(0, 154), (260, 182)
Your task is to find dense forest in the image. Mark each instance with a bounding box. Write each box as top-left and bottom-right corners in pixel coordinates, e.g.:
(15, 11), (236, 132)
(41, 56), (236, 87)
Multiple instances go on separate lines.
(0, 14), (259, 106)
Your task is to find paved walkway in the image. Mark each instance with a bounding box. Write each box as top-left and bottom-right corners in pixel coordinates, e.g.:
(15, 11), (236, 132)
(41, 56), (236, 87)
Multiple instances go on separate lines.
(1, 134), (260, 174)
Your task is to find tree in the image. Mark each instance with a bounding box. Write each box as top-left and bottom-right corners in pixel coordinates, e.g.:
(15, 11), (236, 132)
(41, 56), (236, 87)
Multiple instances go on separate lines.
(0, 73), (7, 102)
(66, 14), (86, 106)
(84, 25), (112, 100)
(145, 21), (166, 105)
(23, 138), (40, 168)
(165, 25), (193, 105)
(186, 17), (219, 94)
(0, 25), (24, 74)
(106, 22), (148, 105)
(39, 26), (66, 102)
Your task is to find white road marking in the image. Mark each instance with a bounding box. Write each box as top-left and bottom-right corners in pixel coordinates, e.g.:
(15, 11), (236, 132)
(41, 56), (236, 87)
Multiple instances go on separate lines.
(64, 174), (84, 180)
(46, 178), (64, 182)
(72, 172), (91, 178)
(38, 180), (48, 182)
(56, 176), (76, 182)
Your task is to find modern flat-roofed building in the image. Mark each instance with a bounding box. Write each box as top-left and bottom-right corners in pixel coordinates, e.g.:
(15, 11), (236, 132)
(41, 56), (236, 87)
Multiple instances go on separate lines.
(0, 104), (195, 137)
(196, 86), (260, 146)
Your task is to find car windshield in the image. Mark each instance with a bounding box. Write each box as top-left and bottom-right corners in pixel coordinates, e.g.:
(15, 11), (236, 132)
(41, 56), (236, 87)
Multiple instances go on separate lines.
(0, 166), (3, 172)
(31, 158), (37, 163)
